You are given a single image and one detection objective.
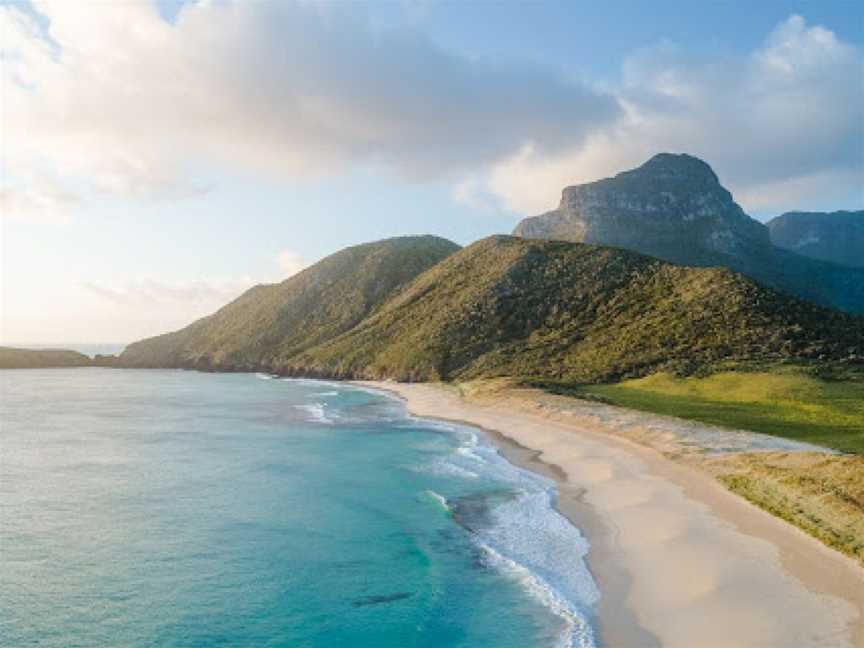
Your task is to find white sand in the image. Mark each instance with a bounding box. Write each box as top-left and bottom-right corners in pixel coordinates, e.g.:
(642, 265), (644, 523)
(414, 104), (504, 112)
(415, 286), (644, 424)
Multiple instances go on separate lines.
(361, 381), (864, 648)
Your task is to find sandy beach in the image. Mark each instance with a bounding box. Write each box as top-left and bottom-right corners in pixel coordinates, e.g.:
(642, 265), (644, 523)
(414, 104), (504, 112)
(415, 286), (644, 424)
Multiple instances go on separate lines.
(360, 380), (864, 648)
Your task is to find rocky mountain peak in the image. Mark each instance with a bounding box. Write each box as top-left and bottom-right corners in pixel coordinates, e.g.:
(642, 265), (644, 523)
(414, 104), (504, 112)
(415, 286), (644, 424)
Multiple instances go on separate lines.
(629, 152), (720, 183)
(515, 153), (769, 267)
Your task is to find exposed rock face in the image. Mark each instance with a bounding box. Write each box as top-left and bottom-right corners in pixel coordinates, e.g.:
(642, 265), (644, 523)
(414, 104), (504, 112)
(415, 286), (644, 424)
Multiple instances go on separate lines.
(768, 211), (864, 268)
(513, 153), (771, 267)
(513, 153), (864, 314)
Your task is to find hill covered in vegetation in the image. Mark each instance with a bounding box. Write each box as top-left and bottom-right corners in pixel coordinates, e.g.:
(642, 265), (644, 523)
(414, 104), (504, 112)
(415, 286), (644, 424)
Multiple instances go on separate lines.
(286, 236), (863, 383)
(0, 347), (93, 369)
(118, 234), (862, 386)
(119, 235), (460, 369)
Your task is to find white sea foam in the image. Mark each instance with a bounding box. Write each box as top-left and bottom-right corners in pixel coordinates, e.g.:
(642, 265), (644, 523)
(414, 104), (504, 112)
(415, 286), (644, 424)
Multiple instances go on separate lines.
(308, 391), (339, 397)
(255, 372), (277, 380)
(414, 460), (480, 480)
(434, 421), (599, 648)
(425, 489), (451, 513)
(274, 378), (599, 646)
(293, 403), (334, 424)
(480, 543), (595, 648)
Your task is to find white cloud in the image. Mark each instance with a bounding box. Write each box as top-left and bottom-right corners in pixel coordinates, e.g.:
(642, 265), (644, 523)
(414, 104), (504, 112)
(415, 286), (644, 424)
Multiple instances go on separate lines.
(81, 277), (255, 308)
(45, 277), (257, 342)
(1, 0), (617, 210)
(0, 174), (79, 224)
(2, 6), (860, 221)
(276, 250), (306, 277)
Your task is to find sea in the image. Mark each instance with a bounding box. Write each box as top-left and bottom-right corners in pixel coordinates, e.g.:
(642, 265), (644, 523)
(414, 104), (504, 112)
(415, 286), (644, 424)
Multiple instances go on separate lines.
(0, 368), (599, 647)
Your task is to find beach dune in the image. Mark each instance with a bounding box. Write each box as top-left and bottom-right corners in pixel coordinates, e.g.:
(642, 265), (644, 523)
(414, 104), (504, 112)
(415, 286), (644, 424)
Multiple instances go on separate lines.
(362, 381), (864, 648)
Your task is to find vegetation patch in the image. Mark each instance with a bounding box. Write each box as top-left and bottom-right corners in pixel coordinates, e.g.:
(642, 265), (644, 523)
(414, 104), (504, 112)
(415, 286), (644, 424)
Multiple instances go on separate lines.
(708, 452), (864, 565)
(289, 237), (864, 385)
(579, 371), (864, 454)
(0, 347), (92, 369)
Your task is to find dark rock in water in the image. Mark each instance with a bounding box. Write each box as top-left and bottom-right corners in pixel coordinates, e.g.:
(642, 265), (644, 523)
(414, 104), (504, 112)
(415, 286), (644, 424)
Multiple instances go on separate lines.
(352, 592), (413, 607)
(513, 153), (864, 314)
(767, 210), (864, 268)
(449, 490), (515, 534)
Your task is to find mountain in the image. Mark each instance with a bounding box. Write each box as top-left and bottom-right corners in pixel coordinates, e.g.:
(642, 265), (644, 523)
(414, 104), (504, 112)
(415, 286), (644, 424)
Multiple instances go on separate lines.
(281, 236), (864, 384)
(118, 234), (863, 386)
(767, 211), (864, 268)
(118, 236), (461, 369)
(514, 153), (770, 265)
(0, 347), (93, 369)
(512, 154), (864, 314)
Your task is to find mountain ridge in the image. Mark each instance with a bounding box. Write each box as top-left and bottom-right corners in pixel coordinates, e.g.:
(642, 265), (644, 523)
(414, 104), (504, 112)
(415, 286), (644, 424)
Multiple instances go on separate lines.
(767, 210), (864, 268)
(117, 235), (864, 385)
(120, 235), (461, 370)
(512, 154), (864, 314)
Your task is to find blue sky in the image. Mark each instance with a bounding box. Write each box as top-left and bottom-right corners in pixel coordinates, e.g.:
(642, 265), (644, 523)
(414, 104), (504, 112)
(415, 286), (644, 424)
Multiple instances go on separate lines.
(1, 0), (862, 344)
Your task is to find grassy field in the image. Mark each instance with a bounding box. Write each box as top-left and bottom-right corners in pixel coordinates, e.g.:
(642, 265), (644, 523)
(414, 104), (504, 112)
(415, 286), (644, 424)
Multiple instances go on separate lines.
(578, 371), (864, 454)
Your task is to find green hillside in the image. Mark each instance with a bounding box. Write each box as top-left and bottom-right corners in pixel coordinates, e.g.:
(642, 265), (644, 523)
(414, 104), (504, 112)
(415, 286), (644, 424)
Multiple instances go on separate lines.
(119, 236), (460, 369)
(0, 347), (93, 369)
(119, 234), (863, 392)
(286, 236), (863, 383)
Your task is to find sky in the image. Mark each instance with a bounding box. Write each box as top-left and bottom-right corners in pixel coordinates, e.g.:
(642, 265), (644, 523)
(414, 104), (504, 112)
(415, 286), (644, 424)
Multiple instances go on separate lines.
(1, 0), (862, 345)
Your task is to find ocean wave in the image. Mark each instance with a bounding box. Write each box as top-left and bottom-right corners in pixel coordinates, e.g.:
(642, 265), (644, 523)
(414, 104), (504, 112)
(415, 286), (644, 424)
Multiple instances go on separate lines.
(293, 403), (334, 424)
(455, 445), (487, 463)
(413, 460), (480, 480)
(479, 543), (595, 648)
(428, 419), (599, 648)
(424, 489), (451, 514)
(282, 378), (599, 646)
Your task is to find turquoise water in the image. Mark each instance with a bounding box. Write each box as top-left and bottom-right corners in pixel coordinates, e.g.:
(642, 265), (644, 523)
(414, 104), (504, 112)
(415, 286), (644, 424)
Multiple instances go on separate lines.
(0, 369), (598, 647)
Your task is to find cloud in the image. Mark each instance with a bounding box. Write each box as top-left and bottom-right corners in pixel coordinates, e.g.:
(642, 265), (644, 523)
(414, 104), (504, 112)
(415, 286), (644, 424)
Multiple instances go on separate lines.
(734, 168), (864, 214)
(1, 0), (617, 206)
(485, 15), (864, 215)
(44, 276), (256, 343)
(276, 250), (306, 278)
(2, 7), (860, 219)
(81, 277), (255, 308)
(0, 173), (79, 224)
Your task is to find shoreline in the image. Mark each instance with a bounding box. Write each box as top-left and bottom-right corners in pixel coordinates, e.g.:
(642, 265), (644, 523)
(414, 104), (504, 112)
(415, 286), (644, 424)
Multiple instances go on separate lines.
(360, 380), (864, 648)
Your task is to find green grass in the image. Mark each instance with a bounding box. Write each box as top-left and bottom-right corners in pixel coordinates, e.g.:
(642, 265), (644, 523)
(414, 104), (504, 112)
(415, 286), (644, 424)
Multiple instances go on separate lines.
(709, 452), (864, 565)
(292, 236), (864, 383)
(578, 371), (864, 454)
